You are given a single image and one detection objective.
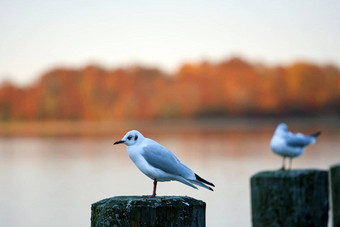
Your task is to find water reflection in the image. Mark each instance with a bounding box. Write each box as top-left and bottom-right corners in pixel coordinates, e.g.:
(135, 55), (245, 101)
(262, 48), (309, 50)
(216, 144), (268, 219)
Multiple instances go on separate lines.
(0, 125), (339, 226)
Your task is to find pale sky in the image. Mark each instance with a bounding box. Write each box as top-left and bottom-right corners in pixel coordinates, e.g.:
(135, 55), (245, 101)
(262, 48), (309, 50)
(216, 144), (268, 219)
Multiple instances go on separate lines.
(1, 0), (340, 85)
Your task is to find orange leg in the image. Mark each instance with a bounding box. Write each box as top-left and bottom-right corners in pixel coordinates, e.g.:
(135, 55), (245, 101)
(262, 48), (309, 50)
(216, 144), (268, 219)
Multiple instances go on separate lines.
(144, 179), (157, 198)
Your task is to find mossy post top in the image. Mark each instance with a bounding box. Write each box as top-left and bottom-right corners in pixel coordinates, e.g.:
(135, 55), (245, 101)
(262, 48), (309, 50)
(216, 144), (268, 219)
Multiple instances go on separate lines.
(331, 164), (340, 169)
(91, 196), (206, 227)
(92, 196), (206, 208)
(251, 169), (327, 179)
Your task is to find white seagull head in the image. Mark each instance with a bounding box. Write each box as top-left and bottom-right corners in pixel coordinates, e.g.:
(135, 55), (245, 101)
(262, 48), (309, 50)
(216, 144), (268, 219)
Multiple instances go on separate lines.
(275, 123), (288, 135)
(113, 130), (144, 146)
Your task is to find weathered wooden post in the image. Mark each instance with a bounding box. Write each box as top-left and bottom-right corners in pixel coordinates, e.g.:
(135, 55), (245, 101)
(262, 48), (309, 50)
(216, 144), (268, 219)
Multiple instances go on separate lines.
(251, 170), (329, 227)
(330, 164), (340, 227)
(91, 196), (206, 227)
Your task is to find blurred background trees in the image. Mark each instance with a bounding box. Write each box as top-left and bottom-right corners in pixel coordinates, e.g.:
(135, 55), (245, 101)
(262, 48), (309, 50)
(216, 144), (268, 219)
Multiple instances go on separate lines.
(0, 57), (339, 121)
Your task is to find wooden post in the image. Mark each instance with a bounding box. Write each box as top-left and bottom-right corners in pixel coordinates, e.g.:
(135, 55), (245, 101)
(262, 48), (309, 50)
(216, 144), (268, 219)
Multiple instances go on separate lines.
(330, 164), (340, 227)
(91, 196), (206, 227)
(251, 170), (329, 227)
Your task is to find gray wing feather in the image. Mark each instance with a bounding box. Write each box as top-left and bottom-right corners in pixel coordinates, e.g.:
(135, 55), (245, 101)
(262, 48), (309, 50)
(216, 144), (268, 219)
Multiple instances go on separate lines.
(142, 139), (194, 177)
(285, 133), (314, 147)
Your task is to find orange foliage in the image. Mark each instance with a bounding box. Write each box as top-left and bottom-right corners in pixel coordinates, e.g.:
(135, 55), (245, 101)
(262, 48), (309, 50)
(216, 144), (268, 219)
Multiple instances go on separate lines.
(0, 57), (339, 121)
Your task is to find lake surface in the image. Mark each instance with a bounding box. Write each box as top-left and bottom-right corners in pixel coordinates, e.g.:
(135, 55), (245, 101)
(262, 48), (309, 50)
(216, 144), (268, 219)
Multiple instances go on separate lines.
(0, 120), (339, 226)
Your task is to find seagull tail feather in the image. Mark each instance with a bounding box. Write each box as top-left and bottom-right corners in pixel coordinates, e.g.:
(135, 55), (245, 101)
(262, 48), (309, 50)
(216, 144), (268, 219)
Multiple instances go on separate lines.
(195, 173), (215, 187)
(176, 177), (198, 190)
(193, 173), (215, 191)
(190, 180), (214, 191)
(310, 131), (321, 138)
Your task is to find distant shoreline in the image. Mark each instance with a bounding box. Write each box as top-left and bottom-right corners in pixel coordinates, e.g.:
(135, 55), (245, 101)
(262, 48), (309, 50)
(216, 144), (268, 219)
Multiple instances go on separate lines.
(0, 116), (338, 137)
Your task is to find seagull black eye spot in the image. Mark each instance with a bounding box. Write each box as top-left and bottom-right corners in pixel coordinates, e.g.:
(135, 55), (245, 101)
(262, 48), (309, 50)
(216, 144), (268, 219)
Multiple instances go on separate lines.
(135, 135), (138, 140)
(127, 136), (132, 140)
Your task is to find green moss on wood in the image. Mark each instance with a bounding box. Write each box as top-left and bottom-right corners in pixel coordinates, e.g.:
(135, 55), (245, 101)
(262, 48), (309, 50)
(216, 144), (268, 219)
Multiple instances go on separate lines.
(91, 196), (205, 227)
(330, 164), (340, 227)
(251, 169), (329, 227)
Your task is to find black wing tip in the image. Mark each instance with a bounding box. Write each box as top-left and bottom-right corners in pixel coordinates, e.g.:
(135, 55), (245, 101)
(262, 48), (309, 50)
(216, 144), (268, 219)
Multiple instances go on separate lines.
(195, 173), (215, 187)
(311, 131), (321, 138)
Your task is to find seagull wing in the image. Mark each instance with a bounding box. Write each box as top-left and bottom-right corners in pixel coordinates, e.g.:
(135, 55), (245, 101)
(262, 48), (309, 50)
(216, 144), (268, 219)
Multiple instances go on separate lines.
(284, 133), (314, 147)
(142, 139), (194, 178)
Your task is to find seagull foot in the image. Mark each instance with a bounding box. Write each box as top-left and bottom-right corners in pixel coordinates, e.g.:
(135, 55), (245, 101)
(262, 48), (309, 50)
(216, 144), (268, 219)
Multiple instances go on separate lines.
(143, 194), (156, 198)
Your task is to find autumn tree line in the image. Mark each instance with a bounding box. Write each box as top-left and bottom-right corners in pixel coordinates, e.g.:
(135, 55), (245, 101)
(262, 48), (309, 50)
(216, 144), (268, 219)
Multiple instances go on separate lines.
(0, 57), (339, 121)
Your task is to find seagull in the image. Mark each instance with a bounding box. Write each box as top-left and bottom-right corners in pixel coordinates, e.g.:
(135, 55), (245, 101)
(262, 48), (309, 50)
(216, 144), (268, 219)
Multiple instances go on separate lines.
(270, 123), (321, 170)
(113, 130), (215, 197)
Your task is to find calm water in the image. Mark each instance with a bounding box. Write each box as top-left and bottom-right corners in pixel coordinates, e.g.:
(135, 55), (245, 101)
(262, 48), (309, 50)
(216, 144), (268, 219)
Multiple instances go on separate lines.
(0, 121), (339, 226)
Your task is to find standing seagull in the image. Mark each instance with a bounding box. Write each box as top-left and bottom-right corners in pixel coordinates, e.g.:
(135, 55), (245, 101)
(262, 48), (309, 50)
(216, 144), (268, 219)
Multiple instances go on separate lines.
(270, 123), (321, 170)
(114, 130), (215, 197)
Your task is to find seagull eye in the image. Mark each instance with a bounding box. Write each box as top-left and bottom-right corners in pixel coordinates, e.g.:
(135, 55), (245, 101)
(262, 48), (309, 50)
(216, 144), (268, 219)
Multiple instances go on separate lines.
(127, 136), (132, 140)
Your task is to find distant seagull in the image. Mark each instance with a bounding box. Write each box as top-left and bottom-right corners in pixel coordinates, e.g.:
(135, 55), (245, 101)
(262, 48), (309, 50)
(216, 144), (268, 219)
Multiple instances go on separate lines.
(270, 123), (321, 170)
(113, 130), (215, 197)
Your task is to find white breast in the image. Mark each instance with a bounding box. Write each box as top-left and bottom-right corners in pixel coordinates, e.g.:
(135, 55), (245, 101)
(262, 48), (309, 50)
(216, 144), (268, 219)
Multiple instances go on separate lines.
(127, 145), (175, 181)
(271, 135), (303, 157)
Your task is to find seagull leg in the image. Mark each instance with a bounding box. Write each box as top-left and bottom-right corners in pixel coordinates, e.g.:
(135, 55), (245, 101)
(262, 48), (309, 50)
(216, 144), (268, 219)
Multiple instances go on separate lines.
(280, 157), (286, 170)
(152, 179), (157, 197)
(144, 179), (157, 198)
(289, 158), (292, 170)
